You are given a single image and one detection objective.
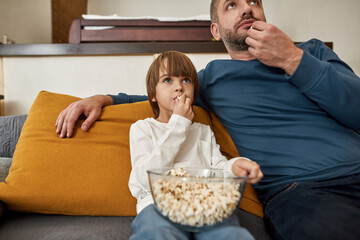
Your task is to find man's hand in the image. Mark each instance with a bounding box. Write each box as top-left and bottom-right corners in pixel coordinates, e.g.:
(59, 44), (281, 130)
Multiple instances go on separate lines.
(173, 95), (194, 121)
(246, 21), (304, 75)
(232, 158), (263, 184)
(55, 95), (113, 138)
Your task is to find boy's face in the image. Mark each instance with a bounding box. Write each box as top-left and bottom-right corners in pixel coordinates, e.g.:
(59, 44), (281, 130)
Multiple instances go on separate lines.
(152, 61), (194, 119)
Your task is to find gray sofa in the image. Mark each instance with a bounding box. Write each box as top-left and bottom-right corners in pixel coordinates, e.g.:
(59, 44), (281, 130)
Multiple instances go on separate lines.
(0, 114), (271, 240)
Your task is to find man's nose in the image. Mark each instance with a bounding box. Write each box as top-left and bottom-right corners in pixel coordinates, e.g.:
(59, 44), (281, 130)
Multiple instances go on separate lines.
(239, 1), (252, 18)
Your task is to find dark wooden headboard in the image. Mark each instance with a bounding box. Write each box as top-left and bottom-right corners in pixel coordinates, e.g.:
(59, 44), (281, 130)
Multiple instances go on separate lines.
(69, 19), (214, 43)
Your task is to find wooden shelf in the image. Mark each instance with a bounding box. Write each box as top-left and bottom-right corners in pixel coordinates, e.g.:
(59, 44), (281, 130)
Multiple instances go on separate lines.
(0, 42), (227, 56)
(69, 19), (214, 43)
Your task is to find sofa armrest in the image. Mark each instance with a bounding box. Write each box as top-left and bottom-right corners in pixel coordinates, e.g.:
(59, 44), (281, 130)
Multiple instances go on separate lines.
(0, 115), (27, 158)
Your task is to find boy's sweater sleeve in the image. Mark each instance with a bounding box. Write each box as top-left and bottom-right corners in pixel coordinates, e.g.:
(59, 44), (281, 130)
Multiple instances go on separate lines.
(288, 39), (360, 130)
(109, 93), (148, 105)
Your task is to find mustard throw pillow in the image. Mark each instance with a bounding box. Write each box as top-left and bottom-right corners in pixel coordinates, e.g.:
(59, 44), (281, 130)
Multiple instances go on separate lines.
(0, 91), (212, 216)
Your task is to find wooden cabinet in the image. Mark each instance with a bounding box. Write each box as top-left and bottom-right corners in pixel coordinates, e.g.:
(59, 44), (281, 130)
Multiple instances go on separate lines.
(51, 0), (87, 43)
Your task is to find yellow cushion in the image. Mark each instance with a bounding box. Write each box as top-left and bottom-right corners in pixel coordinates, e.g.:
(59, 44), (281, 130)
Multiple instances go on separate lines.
(0, 90), (263, 217)
(0, 91), (211, 216)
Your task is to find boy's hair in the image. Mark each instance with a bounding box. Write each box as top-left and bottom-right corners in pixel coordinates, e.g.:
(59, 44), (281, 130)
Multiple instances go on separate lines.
(146, 51), (199, 118)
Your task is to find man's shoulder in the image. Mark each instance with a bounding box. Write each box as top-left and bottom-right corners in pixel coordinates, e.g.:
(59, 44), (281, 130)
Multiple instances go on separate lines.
(296, 38), (328, 51)
(203, 59), (237, 69)
(296, 38), (337, 60)
(199, 59), (244, 80)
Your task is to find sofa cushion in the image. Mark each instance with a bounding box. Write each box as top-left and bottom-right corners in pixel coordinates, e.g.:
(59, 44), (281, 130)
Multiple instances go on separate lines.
(0, 91), (212, 216)
(0, 91), (263, 217)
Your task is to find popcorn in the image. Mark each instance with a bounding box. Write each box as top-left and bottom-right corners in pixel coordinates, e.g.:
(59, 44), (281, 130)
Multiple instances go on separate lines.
(151, 168), (241, 227)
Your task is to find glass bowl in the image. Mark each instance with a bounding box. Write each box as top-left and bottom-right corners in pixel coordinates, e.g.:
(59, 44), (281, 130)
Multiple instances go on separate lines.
(147, 167), (247, 232)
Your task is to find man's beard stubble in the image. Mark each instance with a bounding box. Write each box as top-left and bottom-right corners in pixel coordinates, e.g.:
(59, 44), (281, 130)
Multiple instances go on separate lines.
(221, 28), (249, 51)
(219, 17), (261, 52)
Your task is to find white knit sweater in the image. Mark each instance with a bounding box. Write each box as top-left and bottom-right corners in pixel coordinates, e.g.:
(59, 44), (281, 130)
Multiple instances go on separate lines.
(128, 114), (243, 214)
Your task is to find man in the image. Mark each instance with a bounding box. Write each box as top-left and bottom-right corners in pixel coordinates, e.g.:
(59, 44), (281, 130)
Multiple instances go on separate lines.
(56, 0), (360, 239)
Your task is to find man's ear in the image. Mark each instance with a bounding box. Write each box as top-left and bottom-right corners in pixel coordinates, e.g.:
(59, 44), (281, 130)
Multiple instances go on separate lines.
(210, 23), (222, 41)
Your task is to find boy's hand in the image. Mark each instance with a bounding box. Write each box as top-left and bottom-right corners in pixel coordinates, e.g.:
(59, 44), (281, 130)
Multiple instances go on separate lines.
(232, 158), (263, 184)
(173, 95), (194, 121)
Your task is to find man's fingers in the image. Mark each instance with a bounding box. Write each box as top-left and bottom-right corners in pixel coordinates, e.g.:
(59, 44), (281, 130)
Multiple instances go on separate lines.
(251, 21), (267, 31)
(59, 108), (82, 138)
(245, 36), (258, 48)
(60, 123), (67, 138)
(55, 111), (66, 134)
(65, 117), (76, 138)
(82, 111), (100, 131)
(247, 27), (263, 41)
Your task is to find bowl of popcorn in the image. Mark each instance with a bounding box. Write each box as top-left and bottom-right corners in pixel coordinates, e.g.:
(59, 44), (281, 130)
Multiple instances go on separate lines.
(147, 167), (247, 232)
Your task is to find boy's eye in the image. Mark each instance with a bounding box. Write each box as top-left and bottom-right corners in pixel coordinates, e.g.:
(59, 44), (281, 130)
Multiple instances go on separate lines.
(163, 78), (171, 83)
(183, 78), (191, 83)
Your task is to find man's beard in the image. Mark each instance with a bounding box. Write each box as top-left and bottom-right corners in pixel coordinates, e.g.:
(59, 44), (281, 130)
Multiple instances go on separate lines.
(220, 28), (249, 51)
(219, 17), (261, 52)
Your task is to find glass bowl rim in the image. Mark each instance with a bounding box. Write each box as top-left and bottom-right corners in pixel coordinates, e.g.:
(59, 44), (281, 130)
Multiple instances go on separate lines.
(147, 167), (248, 182)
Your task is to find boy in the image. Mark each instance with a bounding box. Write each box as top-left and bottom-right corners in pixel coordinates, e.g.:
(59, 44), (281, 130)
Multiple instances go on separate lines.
(128, 51), (263, 239)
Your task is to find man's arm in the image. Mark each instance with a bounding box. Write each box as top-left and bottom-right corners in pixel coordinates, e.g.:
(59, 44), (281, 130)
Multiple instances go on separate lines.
(110, 93), (148, 105)
(288, 39), (360, 130)
(246, 22), (360, 130)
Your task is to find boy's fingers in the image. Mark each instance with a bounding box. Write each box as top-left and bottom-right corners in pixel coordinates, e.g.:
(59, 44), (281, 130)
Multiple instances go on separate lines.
(179, 95), (185, 103)
(247, 169), (263, 183)
(185, 97), (193, 106)
(235, 159), (263, 183)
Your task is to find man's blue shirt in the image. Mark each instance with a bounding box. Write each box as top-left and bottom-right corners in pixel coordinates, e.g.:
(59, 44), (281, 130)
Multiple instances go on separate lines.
(110, 39), (360, 201)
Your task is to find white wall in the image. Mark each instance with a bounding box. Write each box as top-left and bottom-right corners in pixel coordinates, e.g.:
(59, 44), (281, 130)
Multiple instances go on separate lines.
(2, 53), (230, 115)
(0, 0), (51, 44)
(87, 0), (210, 17)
